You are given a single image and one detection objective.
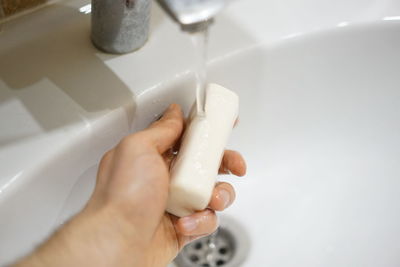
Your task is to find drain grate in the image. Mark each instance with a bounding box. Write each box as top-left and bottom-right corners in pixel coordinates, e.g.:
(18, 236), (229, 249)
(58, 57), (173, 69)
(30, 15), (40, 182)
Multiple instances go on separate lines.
(174, 216), (249, 267)
(181, 228), (234, 267)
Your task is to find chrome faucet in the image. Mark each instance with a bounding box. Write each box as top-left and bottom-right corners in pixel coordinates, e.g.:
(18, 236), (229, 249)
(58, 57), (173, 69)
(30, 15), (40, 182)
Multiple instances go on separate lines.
(157, 0), (226, 32)
(91, 0), (228, 54)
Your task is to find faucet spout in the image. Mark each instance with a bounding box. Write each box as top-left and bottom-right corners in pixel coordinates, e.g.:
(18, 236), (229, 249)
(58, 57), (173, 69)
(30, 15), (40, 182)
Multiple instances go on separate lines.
(91, 0), (229, 54)
(157, 0), (228, 32)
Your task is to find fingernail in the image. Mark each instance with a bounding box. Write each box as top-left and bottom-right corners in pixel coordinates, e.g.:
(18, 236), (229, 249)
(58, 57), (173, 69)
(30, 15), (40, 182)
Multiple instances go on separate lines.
(219, 189), (231, 208)
(181, 217), (198, 232)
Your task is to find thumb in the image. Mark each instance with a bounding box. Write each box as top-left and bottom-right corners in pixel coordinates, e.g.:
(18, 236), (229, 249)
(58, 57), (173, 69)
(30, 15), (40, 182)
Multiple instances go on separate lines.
(145, 104), (184, 154)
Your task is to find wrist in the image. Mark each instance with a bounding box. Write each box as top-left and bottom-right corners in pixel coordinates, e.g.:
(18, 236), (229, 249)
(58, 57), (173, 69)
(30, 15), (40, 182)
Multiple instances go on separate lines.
(14, 205), (135, 267)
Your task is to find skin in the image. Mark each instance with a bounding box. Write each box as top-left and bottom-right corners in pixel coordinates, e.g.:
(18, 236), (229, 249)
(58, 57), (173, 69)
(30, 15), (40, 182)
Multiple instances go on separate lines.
(13, 104), (246, 267)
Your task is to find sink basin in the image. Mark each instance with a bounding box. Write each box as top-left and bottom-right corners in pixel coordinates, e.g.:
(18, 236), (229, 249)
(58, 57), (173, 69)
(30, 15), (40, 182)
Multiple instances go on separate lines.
(136, 21), (400, 267)
(1, 0), (400, 265)
(64, 20), (400, 267)
(214, 22), (400, 267)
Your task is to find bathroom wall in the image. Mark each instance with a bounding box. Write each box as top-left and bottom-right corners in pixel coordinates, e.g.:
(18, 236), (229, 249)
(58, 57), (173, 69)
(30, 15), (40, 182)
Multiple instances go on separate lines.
(0, 0), (47, 18)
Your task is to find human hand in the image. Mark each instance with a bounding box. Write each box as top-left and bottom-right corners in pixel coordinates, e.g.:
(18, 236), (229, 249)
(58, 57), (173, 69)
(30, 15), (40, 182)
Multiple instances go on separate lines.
(14, 104), (246, 267)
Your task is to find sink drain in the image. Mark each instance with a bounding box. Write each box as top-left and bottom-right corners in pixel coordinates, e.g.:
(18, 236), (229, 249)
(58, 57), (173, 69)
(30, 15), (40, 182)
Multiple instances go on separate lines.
(174, 215), (249, 267)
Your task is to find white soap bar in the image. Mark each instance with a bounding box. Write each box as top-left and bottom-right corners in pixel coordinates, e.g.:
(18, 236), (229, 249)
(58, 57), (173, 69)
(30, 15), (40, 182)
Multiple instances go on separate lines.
(167, 83), (239, 217)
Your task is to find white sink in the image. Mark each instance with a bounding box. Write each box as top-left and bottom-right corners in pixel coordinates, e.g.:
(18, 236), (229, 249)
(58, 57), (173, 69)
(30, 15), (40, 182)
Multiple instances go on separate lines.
(134, 21), (400, 267)
(213, 21), (400, 267)
(1, 0), (400, 266)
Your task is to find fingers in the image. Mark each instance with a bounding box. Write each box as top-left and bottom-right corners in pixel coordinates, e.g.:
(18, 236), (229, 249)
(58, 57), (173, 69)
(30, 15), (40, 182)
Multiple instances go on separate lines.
(148, 104), (184, 153)
(175, 182), (236, 237)
(176, 209), (218, 236)
(219, 150), (247, 176)
(144, 104), (185, 153)
(208, 182), (235, 211)
(173, 183), (236, 248)
(115, 104), (183, 157)
(172, 182), (235, 247)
